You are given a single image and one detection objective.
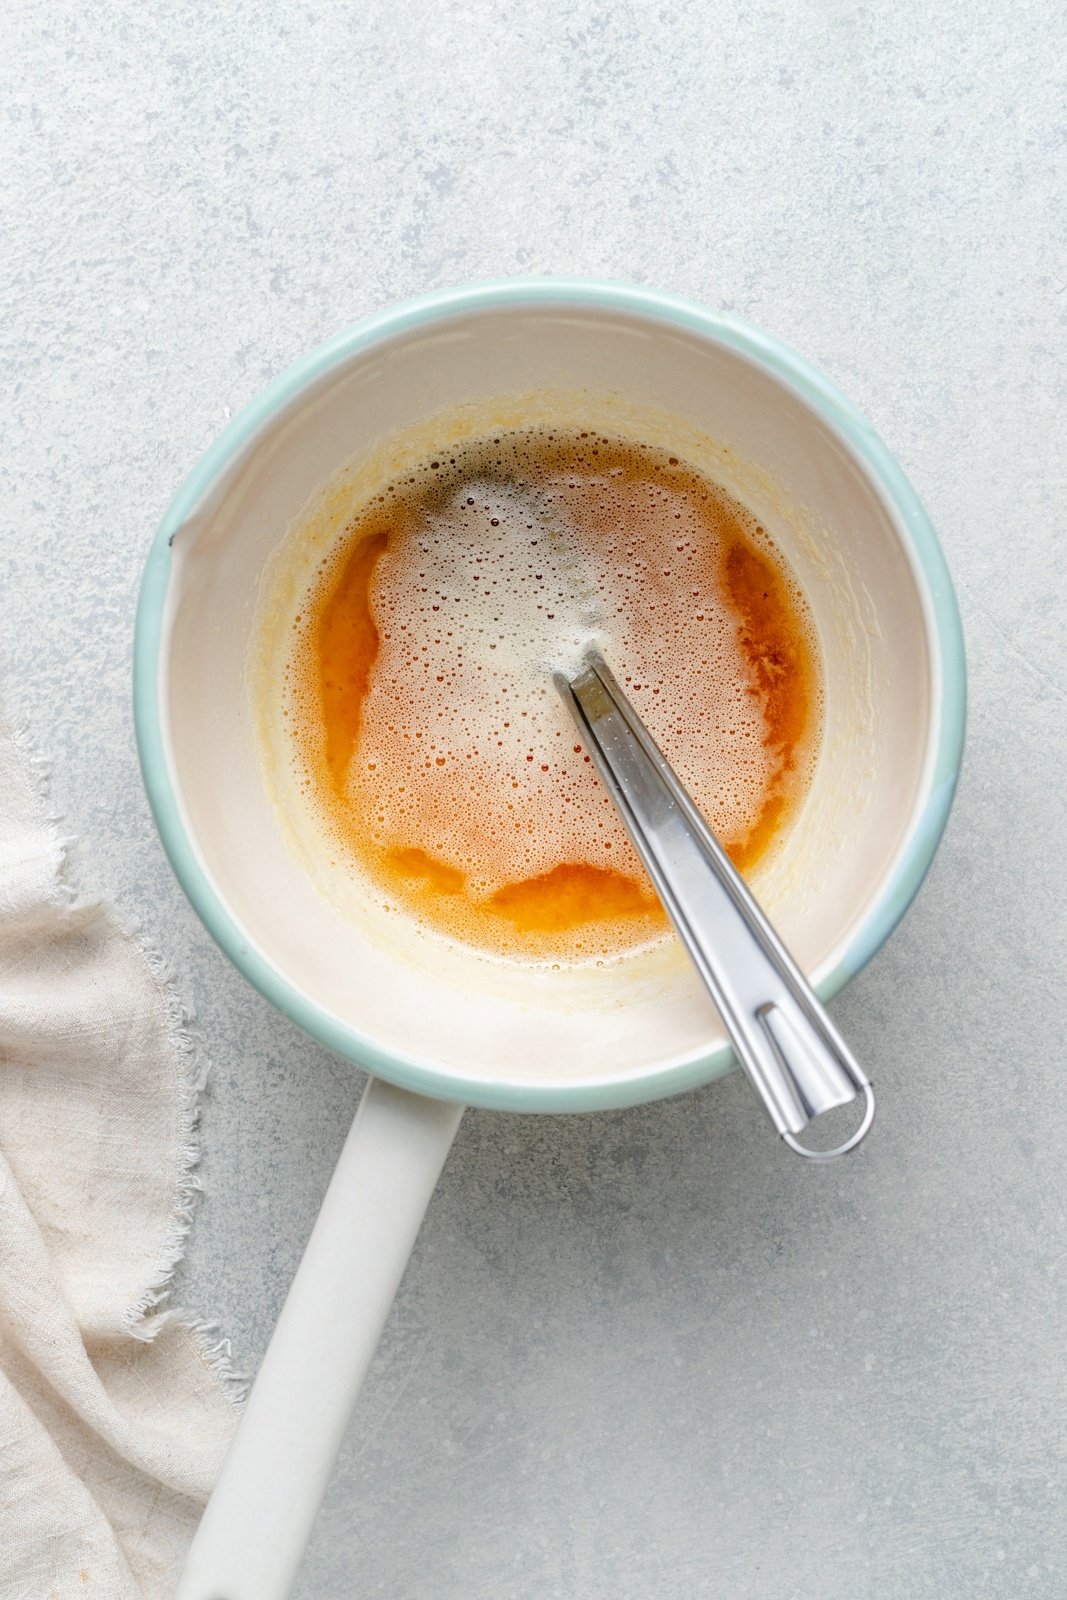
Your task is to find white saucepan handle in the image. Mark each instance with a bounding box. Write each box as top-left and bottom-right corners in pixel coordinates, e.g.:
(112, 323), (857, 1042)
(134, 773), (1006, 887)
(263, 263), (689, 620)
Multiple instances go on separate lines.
(175, 1076), (464, 1600)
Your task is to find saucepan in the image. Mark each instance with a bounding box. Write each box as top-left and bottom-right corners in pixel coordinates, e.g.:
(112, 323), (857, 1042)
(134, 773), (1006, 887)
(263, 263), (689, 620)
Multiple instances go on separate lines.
(133, 279), (965, 1599)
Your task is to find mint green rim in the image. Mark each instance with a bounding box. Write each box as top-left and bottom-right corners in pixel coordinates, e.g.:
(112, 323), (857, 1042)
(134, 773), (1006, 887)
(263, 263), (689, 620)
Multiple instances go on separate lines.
(133, 277), (966, 1113)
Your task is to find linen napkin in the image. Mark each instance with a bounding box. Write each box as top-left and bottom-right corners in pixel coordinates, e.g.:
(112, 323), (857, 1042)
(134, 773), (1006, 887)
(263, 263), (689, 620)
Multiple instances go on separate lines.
(0, 716), (240, 1598)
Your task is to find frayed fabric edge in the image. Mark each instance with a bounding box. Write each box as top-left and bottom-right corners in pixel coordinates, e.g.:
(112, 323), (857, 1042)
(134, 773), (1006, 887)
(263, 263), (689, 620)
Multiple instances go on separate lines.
(2, 712), (246, 1411)
(181, 1320), (252, 1408)
(120, 942), (248, 1409)
(3, 715), (78, 907)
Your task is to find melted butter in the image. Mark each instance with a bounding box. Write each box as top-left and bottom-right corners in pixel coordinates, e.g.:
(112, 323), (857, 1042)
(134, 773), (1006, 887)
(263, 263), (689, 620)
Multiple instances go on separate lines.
(286, 429), (820, 961)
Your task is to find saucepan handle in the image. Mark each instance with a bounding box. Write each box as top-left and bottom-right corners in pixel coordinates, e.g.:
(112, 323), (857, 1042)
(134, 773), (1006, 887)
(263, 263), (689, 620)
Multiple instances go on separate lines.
(175, 1076), (464, 1600)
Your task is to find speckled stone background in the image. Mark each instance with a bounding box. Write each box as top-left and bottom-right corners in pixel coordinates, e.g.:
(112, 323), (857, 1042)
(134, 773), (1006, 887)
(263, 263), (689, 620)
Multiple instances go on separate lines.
(4, 1), (1066, 1595)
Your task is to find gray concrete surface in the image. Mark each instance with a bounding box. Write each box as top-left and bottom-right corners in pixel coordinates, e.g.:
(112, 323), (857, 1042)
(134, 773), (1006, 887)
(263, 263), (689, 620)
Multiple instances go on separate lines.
(4, 1), (1066, 1595)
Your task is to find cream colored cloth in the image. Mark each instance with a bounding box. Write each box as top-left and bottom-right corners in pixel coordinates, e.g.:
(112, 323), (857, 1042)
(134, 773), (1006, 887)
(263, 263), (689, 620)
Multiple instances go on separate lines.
(0, 719), (240, 1598)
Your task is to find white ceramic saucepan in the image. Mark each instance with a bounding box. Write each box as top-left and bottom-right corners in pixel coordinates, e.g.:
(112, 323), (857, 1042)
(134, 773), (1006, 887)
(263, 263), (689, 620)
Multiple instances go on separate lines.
(133, 280), (965, 1599)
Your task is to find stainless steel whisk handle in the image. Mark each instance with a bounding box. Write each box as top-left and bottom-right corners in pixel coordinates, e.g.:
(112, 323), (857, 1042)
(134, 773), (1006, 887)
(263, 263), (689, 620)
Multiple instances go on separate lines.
(557, 654), (874, 1161)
